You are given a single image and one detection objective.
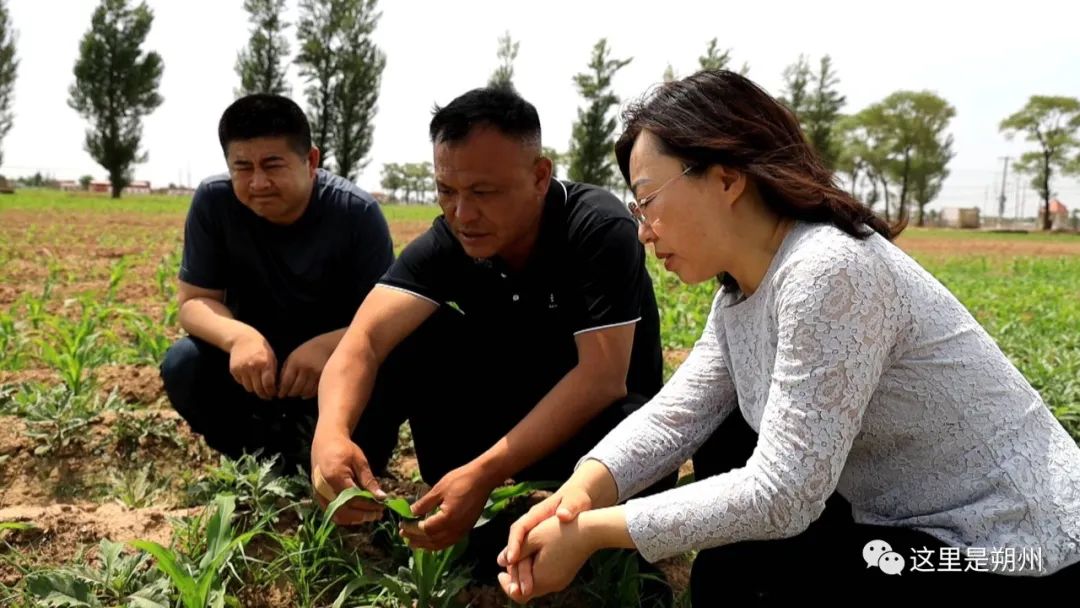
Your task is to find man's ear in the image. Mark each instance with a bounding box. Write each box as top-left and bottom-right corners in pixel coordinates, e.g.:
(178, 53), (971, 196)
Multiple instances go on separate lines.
(534, 155), (553, 190)
(308, 147), (321, 176)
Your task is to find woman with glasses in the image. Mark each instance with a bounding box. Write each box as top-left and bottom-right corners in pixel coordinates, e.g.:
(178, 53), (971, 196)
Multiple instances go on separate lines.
(495, 70), (1080, 604)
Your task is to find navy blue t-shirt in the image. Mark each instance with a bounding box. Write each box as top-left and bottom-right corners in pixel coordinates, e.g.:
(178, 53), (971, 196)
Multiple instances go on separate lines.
(379, 178), (663, 400)
(179, 169), (393, 355)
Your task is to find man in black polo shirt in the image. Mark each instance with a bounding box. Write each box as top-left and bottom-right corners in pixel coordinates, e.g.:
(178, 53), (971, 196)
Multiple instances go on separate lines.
(160, 94), (393, 471)
(313, 87), (668, 559)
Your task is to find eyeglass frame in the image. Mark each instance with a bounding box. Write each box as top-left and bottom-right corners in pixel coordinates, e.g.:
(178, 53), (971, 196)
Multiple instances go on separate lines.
(627, 164), (693, 225)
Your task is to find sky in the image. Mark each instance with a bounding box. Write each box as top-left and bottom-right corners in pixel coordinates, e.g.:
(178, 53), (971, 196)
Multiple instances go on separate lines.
(3, 0), (1079, 216)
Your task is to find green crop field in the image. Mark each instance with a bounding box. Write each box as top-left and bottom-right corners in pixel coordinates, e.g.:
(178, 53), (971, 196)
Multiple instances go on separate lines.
(0, 191), (1077, 606)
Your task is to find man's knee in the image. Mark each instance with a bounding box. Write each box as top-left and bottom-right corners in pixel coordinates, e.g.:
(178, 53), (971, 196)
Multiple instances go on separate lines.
(161, 338), (200, 390)
(160, 337), (223, 415)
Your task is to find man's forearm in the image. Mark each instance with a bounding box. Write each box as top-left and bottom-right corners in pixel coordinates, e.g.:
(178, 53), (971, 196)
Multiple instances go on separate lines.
(316, 344), (379, 437)
(471, 365), (627, 484)
(178, 297), (259, 352)
(308, 328), (348, 352)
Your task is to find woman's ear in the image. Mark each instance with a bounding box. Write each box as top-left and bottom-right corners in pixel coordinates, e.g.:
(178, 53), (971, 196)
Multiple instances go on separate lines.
(710, 165), (746, 204)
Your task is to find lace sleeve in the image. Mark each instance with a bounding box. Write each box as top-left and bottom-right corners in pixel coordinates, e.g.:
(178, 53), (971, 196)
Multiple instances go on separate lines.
(623, 251), (901, 562)
(579, 292), (739, 502)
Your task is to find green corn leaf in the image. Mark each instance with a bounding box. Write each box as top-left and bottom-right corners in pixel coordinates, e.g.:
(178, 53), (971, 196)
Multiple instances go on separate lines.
(330, 575), (381, 608)
(328, 487), (418, 520)
(128, 540), (199, 607)
(0, 521), (35, 533)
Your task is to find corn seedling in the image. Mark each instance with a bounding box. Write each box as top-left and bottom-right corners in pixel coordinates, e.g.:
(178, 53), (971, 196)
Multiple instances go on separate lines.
(270, 490), (379, 608)
(577, 549), (672, 608)
(474, 481), (559, 528)
(105, 257), (129, 303)
(21, 292), (49, 332)
(155, 250), (180, 301)
(119, 310), (171, 366)
(130, 494), (260, 608)
(24, 539), (170, 608)
(305, 487), (470, 607)
(0, 309), (28, 370)
(34, 301), (113, 395)
(378, 540), (471, 608)
(1, 522), (37, 553)
(162, 299), (180, 328)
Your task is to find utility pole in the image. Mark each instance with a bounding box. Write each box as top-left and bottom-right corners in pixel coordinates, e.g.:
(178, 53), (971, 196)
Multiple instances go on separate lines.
(997, 156), (1011, 228)
(1014, 177), (1021, 219)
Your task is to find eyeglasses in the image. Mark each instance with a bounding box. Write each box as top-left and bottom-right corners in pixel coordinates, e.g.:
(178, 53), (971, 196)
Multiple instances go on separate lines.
(627, 165), (692, 225)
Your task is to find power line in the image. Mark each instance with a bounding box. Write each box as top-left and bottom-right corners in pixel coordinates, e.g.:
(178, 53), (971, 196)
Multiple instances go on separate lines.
(997, 156), (1011, 226)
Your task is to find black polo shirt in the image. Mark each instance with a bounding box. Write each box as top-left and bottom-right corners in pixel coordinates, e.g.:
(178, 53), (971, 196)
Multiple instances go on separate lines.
(179, 169), (394, 355)
(379, 178), (663, 399)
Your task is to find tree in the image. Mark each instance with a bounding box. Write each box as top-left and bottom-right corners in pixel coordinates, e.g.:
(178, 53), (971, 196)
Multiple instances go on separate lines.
(295, 0), (385, 180)
(999, 96), (1080, 230)
(20, 171), (43, 187)
(698, 38), (748, 75)
(567, 39), (631, 187)
(848, 105), (898, 220)
(834, 115), (868, 197)
(801, 55), (846, 169)
(488, 30), (519, 91)
(400, 162), (433, 204)
(779, 54), (812, 117)
(295, 0), (340, 167)
(780, 54), (847, 169)
(850, 92), (954, 223)
(79, 174), (93, 190)
(235, 0), (290, 96)
(329, 0), (384, 181)
(0, 0), (17, 167)
(382, 162), (433, 204)
(875, 91), (955, 221)
(379, 162), (404, 201)
(908, 136), (954, 226)
(542, 146), (564, 178)
(662, 63), (676, 83)
(68, 0), (163, 199)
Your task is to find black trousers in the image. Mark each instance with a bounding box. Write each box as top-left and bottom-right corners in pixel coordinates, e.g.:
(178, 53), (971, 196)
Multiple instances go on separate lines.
(159, 334), (319, 470)
(161, 308), (671, 487)
(162, 309), (677, 589)
(688, 413), (1080, 605)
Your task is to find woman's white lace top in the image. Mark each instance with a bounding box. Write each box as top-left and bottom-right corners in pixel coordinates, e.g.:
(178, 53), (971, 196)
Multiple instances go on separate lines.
(581, 221), (1080, 575)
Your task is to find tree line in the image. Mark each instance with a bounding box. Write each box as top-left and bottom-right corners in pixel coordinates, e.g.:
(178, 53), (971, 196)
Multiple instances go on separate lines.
(0, 0), (1076, 229)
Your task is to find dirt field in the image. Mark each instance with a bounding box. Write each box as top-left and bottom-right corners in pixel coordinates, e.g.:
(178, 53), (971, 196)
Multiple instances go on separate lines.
(1, 199), (1077, 606)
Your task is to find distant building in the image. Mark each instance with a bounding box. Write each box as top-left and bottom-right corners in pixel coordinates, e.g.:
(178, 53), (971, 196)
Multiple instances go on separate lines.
(87, 179), (152, 195)
(162, 187), (196, 197)
(1040, 199), (1070, 231)
(58, 180), (80, 192)
(124, 180), (152, 195)
(940, 207), (981, 229)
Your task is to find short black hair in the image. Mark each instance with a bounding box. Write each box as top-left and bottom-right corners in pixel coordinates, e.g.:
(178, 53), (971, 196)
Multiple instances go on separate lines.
(218, 94), (312, 157)
(429, 87), (541, 147)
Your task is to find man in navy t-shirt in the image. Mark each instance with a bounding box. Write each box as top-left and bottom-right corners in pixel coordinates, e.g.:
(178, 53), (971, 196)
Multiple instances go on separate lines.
(312, 87), (671, 573)
(160, 94), (393, 470)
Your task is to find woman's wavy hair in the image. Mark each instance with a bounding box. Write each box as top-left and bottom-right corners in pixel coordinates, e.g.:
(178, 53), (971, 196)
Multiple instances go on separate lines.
(615, 69), (905, 252)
